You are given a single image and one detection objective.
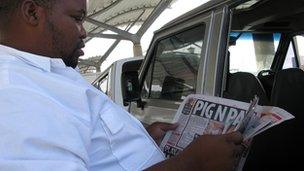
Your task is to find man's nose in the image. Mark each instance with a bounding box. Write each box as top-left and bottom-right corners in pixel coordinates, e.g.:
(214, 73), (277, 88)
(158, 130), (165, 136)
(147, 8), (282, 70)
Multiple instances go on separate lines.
(80, 24), (87, 39)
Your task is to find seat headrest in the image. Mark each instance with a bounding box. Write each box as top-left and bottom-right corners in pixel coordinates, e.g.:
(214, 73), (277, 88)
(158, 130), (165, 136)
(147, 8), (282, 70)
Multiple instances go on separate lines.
(224, 72), (269, 105)
(271, 68), (304, 116)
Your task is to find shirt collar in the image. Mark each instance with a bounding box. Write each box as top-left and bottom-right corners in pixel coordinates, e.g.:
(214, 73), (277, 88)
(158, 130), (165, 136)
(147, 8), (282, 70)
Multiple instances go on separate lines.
(0, 44), (67, 72)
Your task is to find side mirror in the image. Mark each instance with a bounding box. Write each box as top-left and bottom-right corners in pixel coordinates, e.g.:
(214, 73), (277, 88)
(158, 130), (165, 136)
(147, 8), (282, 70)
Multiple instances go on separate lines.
(121, 71), (141, 106)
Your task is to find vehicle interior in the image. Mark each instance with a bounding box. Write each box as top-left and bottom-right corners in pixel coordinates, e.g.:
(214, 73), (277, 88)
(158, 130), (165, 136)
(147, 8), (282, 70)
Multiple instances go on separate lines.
(224, 0), (304, 169)
(225, 0), (304, 102)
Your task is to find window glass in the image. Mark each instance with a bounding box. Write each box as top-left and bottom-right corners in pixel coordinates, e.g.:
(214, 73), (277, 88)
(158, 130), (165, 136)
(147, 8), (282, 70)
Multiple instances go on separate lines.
(143, 24), (205, 101)
(283, 42), (297, 69)
(229, 32), (281, 75)
(294, 35), (304, 70)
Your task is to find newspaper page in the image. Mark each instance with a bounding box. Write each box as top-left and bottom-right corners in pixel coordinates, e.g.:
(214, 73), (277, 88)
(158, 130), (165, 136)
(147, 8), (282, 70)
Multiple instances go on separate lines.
(160, 94), (294, 169)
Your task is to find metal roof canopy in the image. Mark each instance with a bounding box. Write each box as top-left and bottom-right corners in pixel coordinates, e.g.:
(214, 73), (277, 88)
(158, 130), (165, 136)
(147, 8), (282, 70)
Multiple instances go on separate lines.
(80, 0), (175, 72)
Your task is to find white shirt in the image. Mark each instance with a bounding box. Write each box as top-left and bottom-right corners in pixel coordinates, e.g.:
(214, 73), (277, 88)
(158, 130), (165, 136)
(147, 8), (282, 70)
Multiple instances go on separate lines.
(0, 45), (165, 171)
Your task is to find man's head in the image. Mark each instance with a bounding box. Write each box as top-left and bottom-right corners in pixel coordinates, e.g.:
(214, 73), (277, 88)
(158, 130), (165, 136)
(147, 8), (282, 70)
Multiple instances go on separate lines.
(0, 0), (87, 68)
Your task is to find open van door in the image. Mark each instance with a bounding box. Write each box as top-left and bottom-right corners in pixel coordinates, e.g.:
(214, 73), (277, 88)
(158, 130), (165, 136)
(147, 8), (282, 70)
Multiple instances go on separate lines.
(130, 4), (231, 124)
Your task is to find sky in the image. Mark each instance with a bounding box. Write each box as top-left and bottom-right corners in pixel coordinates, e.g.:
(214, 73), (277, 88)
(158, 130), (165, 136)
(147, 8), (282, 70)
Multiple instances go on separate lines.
(82, 0), (210, 72)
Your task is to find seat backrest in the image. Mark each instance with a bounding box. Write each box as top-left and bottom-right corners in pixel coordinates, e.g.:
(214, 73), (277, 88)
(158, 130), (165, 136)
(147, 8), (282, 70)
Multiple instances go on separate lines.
(223, 72), (269, 105)
(244, 68), (304, 170)
(271, 68), (304, 111)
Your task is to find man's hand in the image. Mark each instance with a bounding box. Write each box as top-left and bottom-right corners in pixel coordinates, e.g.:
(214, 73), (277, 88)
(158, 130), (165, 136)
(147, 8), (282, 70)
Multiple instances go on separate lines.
(146, 122), (178, 145)
(178, 132), (243, 171)
(146, 132), (244, 171)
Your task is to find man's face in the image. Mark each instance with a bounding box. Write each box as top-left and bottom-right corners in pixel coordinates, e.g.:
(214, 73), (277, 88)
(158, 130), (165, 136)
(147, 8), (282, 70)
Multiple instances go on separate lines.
(43, 0), (87, 68)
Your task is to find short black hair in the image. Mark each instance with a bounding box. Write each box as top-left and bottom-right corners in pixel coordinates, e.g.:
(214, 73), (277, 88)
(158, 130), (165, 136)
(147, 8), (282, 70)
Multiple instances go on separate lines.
(0, 0), (55, 26)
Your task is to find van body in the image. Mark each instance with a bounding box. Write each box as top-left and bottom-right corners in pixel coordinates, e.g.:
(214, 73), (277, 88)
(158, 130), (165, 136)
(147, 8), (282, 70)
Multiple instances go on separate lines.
(126, 0), (304, 169)
(130, 0), (304, 124)
(92, 57), (143, 109)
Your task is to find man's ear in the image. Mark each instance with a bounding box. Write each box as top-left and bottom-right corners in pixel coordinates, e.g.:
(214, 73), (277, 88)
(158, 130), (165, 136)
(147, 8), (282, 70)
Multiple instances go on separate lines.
(20, 0), (44, 26)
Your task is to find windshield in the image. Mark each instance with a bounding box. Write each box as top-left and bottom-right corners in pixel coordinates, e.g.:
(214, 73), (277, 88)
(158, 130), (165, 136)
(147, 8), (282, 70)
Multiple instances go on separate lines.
(229, 32), (281, 75)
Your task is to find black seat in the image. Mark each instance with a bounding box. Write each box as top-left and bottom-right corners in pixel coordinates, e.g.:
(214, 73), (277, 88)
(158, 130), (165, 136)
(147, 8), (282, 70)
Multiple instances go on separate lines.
(223, 72), (269, 105)
(244, 68), (304, 170)
(160, 76), (185, 101)
(257, 69), (276, 98)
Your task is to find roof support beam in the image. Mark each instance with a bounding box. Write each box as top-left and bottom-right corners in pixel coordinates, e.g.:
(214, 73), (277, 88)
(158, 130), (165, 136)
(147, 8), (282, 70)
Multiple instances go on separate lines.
(97, 39), (121, 65)
(85, 17), (136, 41)
(86, 6), (154, 37)
(87, 33), (131, 41)
(81, 0), (176, 73)
(136, 0), (173, 37)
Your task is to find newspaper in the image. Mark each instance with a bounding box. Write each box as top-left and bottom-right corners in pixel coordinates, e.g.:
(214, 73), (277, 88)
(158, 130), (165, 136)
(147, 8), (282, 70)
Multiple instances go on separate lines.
(160, 94), (294, 170)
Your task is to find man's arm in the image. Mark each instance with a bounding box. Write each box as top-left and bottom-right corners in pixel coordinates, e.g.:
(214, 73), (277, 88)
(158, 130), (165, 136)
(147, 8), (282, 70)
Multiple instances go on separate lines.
(146, 132), (243, 171)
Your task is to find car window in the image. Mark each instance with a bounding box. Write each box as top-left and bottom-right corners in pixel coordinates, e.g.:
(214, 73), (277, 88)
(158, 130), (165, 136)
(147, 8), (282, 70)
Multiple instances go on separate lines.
(283, 42), (297, 69)
(229, 32), (281, 75)
(294, 35), (304, 70)
(142, 24), (205, 101)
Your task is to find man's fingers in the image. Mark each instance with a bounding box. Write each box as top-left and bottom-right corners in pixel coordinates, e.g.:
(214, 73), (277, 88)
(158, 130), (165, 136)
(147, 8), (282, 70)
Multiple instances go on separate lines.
(224, 132), (243, 144)
(155, 122), (179, 131)
(234, 144), (244, 157)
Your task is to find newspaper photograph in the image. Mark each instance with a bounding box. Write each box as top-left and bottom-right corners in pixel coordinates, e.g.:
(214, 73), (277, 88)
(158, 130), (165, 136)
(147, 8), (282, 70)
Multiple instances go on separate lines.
(160, 94), (294, 169)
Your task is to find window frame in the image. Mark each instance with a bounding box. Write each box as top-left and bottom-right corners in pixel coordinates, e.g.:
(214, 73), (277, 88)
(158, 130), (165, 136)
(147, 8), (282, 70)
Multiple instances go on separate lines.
(142, 23), (207, 102)
(97, 73), (109, 94)
(146, 23), (206, 101)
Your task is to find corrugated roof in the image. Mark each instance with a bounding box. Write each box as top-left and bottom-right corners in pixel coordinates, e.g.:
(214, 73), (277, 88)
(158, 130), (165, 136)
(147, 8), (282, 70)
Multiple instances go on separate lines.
(80, 0), (176, 72)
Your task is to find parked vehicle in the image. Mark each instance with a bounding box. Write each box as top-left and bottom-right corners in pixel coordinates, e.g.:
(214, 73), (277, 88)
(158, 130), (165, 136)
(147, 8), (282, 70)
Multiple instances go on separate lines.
(122, 0), (304, 170)
(92, 57), (143, 110)
(82, 72), (101, 83)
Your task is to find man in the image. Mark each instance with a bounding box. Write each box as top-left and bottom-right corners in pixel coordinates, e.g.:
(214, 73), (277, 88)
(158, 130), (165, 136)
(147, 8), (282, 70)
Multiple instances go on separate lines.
(0, 0), (243, 170)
